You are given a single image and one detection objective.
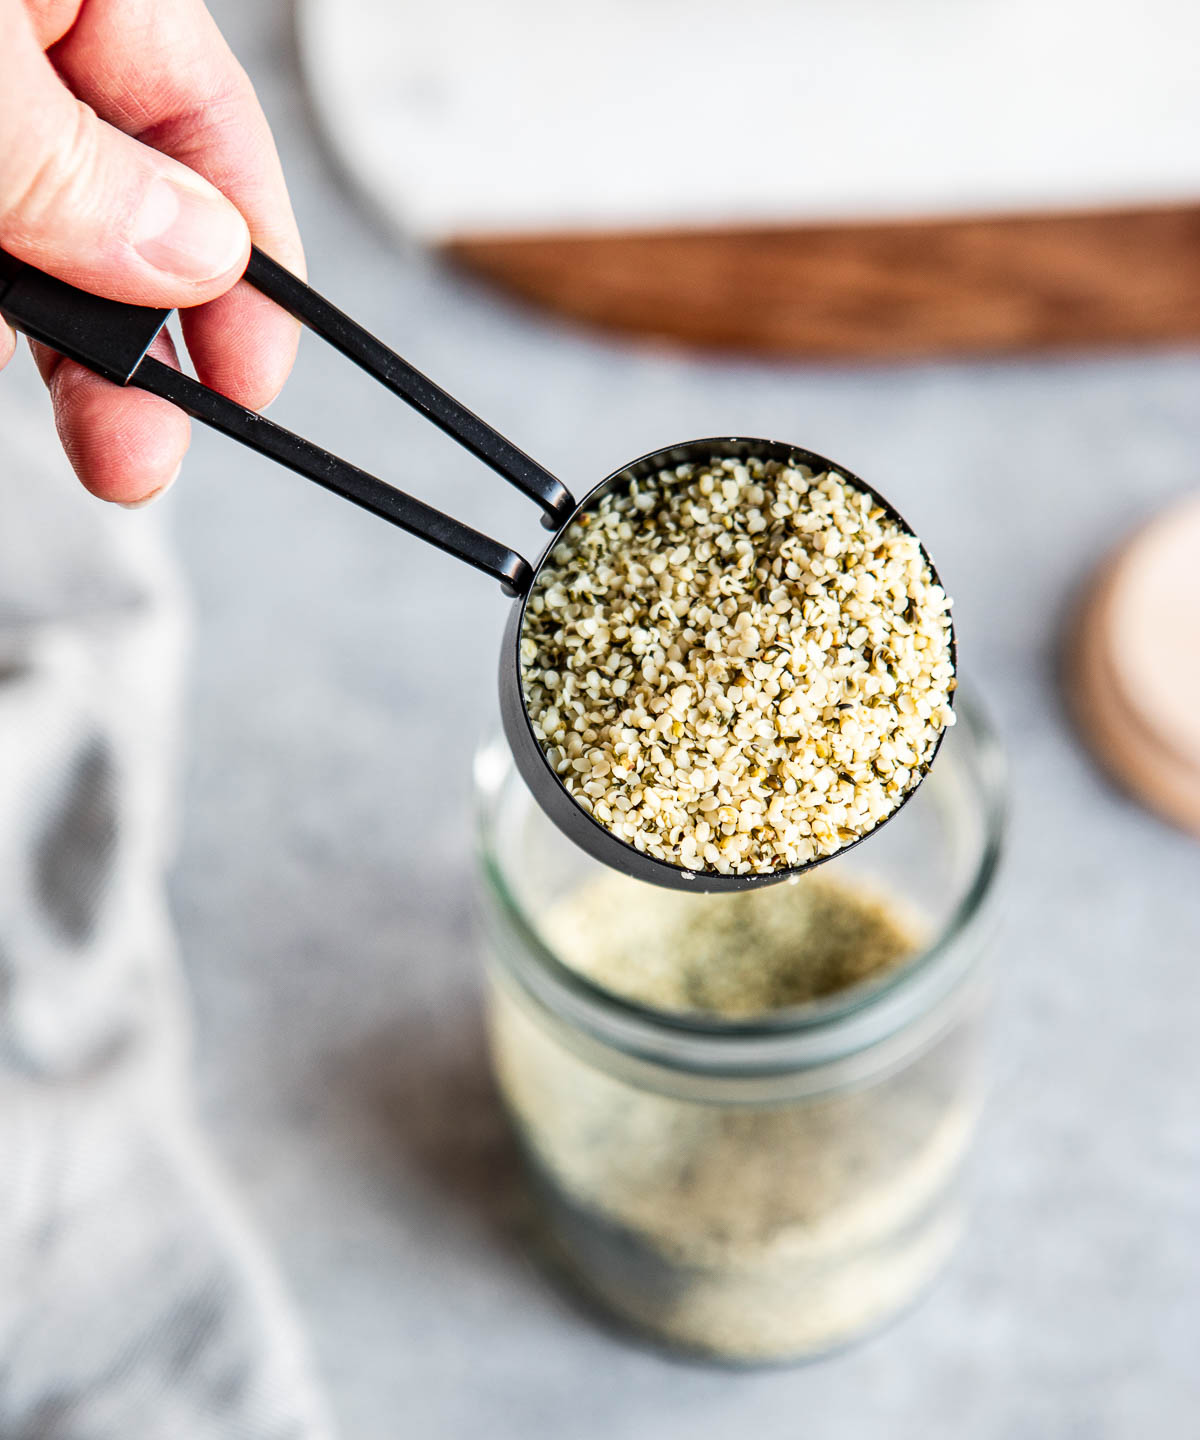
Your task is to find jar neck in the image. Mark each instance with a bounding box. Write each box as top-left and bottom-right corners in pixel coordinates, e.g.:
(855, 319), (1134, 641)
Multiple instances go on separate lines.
(476, 690), (1005, 1102)
(482, 882), (993, 1102)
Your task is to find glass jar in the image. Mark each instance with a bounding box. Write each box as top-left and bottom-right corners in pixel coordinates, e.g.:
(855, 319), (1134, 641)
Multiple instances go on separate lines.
(475, 694), (1004, 1365)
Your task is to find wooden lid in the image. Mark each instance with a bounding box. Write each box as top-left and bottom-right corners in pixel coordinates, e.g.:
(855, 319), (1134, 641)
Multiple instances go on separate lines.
(1072, 495), (1200, 836)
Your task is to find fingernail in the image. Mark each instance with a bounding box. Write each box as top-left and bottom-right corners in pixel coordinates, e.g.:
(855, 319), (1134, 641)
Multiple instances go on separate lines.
(118, 462), (181, 510)
(133, 175), (247, 282)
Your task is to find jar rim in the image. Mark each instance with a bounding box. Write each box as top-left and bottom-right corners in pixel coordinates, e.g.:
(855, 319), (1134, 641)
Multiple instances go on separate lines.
(476, 688), (1005, 1076)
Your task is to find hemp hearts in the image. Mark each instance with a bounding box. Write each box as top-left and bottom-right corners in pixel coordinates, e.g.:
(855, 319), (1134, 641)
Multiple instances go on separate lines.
(519, 455), (955, 875)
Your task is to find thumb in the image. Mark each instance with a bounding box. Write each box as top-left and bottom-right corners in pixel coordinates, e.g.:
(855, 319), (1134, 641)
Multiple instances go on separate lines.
(0, 0), (249, 307)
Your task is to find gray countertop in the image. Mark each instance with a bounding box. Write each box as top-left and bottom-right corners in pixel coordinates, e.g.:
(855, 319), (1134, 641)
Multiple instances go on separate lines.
(143, 4), (1200, 1434)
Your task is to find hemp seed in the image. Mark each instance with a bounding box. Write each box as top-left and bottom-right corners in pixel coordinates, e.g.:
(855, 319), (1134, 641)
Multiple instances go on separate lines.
(520, 456), (955, 874)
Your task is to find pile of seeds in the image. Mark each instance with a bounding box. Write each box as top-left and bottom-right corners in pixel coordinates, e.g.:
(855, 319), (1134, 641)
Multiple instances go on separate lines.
(519, 455), (956, 875)
(538, 870), (923, 1016)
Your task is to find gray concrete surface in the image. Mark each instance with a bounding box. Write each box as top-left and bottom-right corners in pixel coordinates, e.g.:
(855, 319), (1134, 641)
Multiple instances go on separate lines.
(19, 3), (1200, 1434)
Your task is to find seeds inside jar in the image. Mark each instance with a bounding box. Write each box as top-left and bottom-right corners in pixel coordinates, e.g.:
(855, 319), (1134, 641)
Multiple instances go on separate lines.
(538, 868), (922, 1017)
(490, 868), (976, 1362)
(519, 455), (956, 875)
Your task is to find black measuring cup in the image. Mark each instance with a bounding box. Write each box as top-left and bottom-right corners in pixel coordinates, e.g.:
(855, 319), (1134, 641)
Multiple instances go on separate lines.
(0, 247), (954, 892)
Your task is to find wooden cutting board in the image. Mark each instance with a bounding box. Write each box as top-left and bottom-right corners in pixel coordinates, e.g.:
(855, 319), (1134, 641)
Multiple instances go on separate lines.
(444, 207), (1200, 360)
(298, 0), (1200, 359)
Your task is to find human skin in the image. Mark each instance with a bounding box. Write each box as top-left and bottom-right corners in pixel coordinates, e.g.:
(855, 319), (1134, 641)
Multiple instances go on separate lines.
(0, 0), (304, 505)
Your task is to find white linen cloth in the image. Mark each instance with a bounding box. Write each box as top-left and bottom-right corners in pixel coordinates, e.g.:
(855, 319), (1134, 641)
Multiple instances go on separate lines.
(0, 377), (333, 1440)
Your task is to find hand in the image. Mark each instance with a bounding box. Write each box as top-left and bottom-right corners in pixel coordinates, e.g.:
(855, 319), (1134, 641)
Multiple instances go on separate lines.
(0, 0), (304, 505)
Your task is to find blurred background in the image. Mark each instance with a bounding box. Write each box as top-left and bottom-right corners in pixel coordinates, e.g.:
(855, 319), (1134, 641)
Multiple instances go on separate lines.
(5, 0), (1200, 1434)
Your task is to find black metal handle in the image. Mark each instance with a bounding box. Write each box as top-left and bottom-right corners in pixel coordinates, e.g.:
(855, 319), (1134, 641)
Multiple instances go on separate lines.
(0, 247), (169, 385)
(245, 248), (572, 528)
(0, 245), (563, 594)
(135, 355), (531, 594)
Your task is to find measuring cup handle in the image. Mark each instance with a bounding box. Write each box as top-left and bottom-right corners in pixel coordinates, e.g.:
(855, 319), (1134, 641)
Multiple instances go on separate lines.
(136, 354), (534, 596)
(0, 245), (169, 383)
(245, 247), (575, 529)
(0, 246), (537, 596)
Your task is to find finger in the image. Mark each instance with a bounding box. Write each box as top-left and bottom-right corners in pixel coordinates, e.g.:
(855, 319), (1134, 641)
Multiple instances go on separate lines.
(0, 319), (14, 371)
(0, 0), (249, 305)
(47, 0), (305, 410)
(33, 326), (190, 504)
